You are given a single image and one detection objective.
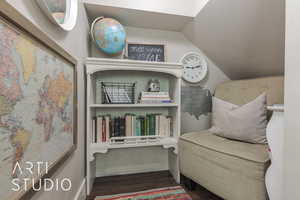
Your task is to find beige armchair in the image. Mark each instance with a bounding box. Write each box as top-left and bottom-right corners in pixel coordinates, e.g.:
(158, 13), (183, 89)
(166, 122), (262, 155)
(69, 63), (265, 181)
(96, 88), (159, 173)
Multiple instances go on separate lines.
(179, 76), (284, 200)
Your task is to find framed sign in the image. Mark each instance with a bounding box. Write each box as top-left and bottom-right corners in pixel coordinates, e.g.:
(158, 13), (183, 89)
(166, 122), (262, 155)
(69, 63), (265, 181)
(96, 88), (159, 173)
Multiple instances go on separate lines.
(0, 8), (77, 200)
(126, 43), (166, 62)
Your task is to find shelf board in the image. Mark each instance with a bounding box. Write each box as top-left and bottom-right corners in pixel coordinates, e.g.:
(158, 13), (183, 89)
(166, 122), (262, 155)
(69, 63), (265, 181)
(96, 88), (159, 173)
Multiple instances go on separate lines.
(89, 103), (179, 108)
(88, 137), (178, 161)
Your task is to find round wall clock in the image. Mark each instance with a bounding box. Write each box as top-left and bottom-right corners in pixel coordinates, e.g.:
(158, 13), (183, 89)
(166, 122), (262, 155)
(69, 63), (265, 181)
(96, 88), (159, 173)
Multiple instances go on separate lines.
(36, 0), (78, 31)
(180, 52), (208, 83)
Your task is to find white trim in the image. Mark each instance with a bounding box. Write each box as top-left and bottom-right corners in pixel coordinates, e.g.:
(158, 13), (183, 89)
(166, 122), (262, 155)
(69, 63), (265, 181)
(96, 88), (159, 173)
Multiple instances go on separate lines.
(36, 0), (78, 31)
(73, 179), (86, 200)
(85, 57), (183, 78)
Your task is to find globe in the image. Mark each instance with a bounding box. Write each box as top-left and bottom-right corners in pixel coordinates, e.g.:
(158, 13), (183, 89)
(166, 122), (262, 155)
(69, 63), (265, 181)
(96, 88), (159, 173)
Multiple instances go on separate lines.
(91, 17), (126, 55)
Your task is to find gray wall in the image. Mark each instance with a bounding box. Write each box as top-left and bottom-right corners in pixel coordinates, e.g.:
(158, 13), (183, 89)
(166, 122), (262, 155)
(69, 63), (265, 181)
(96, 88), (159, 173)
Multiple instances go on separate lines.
(283, 0), (300, 199)
(183, 0), (285, 80)
(6, 0), (89, 199)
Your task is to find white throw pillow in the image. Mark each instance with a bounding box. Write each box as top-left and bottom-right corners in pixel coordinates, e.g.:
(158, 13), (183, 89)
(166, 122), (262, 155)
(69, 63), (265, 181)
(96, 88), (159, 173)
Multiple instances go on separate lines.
(209, 93), (268, 144)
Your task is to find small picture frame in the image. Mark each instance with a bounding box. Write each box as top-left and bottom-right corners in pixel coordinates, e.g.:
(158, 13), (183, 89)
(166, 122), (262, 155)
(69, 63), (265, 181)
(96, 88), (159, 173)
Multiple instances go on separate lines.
(125, 42), (166, 62)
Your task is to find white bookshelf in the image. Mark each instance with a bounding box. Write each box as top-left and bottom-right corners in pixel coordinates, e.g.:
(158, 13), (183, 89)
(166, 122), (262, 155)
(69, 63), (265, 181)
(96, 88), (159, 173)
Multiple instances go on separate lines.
(85, 58), (182, 195)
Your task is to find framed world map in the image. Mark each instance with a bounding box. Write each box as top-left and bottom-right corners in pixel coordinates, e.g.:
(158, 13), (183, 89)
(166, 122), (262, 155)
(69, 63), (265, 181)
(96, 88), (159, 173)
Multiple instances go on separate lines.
(0, 12), (77, 200)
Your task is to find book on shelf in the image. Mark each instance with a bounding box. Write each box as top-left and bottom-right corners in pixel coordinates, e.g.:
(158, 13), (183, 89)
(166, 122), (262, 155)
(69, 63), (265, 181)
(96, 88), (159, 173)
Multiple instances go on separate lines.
(91, 113), (172, 143)
(141, 92), (169, 97)
(97, 116), (102, 143)
(139, 91), (172, 104)
(92, 118), (96, 143)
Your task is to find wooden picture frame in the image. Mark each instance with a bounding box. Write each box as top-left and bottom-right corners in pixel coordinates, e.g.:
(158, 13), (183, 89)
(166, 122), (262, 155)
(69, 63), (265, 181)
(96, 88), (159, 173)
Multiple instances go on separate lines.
(0, 3), (77, 200)
(126, 42), (166, 62)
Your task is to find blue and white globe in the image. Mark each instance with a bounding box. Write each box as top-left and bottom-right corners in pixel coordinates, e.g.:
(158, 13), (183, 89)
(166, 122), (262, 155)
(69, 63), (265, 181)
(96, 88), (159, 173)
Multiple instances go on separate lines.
(91, 17), (126, 55)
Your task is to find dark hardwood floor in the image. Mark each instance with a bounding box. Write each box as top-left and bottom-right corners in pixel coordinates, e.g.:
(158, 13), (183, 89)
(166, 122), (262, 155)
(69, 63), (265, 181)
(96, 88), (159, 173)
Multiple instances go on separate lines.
(87, 171), (223, 200)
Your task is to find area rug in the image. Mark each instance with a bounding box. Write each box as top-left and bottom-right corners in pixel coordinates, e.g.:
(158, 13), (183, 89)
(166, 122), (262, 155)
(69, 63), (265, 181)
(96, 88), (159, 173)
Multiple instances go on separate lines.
(94, 186), (192, 200)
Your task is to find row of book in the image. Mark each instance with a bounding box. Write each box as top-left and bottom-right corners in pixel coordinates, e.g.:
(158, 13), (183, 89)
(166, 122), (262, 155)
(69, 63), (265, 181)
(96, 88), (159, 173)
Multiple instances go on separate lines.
(139, 92), (172, 104)
(91, 114), (172, 143)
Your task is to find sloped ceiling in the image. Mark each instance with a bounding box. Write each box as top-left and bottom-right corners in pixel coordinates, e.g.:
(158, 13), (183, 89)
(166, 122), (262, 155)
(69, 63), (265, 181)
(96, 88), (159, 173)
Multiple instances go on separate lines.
(85, 0), (208, 17)
(183, 0), (285, 79)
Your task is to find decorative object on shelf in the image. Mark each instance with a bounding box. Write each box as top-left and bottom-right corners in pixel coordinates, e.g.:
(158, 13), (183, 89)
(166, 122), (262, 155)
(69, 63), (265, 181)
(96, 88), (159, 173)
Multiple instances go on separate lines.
(180, 52), (208, 83)
(148, 79), (160, 92)
(265, 104), (284, 200)
(36, 0), (78, 31)
(181, 86), (212, 120)
(126, 43), (165, 62)
(0, 15), (77, 200)
(91, 17), (126, 55)
(99, 81), (135, 104)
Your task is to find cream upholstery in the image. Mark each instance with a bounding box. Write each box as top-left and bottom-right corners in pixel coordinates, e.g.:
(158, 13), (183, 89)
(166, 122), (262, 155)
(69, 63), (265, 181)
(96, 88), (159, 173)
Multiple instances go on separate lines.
(179, 76), (284, 200)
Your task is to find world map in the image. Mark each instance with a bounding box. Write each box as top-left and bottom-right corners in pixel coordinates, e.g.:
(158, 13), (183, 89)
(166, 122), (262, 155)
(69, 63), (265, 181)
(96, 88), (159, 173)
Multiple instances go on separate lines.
(0, 19), (74, 199)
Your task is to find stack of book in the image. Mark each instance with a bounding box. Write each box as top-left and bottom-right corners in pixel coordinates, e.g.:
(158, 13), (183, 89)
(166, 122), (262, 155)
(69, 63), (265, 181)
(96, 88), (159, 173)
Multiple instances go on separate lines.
(91, 114), (172, 143)
(139, 92), (172, 104)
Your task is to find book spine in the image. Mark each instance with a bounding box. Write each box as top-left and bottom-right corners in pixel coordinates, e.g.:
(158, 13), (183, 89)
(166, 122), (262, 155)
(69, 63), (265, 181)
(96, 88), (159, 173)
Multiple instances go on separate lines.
(146, 115), (150, 136)
(155, 115), (159, 136)
(102, 118), (106, 142)
(105, 116), (110, 141)
(97, 116), (102, 143)
(125, 115), (131, 137)
(167, 117), (171, 137)
(168, 116), (172, 137)
(141, 92), (169, 97)
(110, 118), (114, 138)
(140, 117), (145, 136)
(150, 115), (155, 136)
(114, 117), (118, 137)
(120, 117), (126, 137)
(139, 100), (172, 104)
(132, 115), (136, 136)
(135, 118), (141, 136)
(141, 97), (170, 100)
(92, 118), (96, 143)
(161, 115), (167, 137)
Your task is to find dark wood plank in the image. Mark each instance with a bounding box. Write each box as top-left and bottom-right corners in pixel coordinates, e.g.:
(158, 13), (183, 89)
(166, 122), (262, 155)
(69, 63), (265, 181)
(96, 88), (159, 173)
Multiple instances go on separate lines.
(87, 171), (223, 200)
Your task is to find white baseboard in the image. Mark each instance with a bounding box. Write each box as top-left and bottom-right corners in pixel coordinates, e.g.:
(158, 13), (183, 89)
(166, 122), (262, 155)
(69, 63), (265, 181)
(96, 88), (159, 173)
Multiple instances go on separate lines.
(74, 179), (86, 200)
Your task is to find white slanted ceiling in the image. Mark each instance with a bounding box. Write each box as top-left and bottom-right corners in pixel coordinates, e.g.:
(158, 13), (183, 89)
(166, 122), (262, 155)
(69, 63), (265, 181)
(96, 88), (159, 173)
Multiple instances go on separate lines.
(83, 0), (209, 31)
(183, 0), (285, 79)
(84, 0), (285, 79)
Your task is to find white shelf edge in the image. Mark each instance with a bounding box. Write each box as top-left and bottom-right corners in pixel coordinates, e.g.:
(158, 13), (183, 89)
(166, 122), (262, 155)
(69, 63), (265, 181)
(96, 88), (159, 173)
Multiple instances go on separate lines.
(88, 138), (178, 161)
(86, 57), (182, 68)
(89, 103), (179, 108)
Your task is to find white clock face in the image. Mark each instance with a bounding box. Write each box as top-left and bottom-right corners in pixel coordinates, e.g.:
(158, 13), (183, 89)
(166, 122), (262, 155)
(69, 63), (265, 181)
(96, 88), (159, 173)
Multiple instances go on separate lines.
(181, 52), (208, 83)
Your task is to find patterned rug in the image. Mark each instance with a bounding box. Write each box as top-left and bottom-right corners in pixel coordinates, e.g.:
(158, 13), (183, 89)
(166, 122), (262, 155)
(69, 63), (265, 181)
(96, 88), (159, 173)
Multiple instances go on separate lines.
(94, 186), (192, 200)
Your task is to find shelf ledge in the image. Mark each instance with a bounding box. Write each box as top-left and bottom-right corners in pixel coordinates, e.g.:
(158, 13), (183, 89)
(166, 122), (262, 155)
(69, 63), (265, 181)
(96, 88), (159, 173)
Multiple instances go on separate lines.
(89, 103), (179, 108)
(88, 137), (178, 161)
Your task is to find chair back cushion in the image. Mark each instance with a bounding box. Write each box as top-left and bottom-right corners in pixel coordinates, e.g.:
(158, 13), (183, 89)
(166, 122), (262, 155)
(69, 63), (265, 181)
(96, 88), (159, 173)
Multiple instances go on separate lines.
(215, 76), (284, 106)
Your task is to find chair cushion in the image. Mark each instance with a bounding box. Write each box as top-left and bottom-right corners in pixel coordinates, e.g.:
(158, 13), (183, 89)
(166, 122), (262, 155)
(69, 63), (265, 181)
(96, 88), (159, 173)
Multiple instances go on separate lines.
(179, 131), (270, 200)
(180, 131), (269, 163)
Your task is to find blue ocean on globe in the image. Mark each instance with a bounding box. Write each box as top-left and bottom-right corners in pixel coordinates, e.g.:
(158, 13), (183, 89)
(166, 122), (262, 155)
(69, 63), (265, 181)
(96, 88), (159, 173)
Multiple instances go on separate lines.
(92, 18), (126, 55)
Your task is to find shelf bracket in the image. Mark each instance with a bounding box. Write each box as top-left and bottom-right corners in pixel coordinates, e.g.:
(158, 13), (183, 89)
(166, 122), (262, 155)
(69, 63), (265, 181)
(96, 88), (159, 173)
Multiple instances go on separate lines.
(88, 148), (109, 162)
(162, 143), (178, 154)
